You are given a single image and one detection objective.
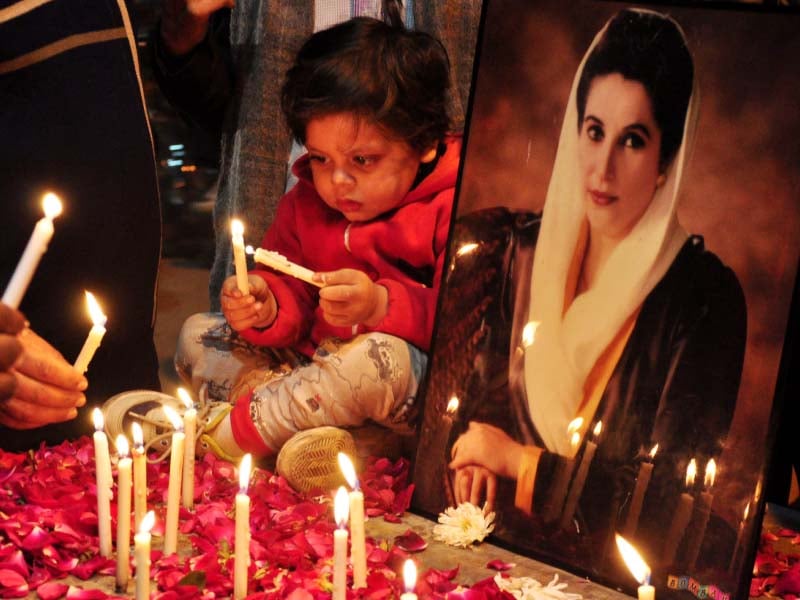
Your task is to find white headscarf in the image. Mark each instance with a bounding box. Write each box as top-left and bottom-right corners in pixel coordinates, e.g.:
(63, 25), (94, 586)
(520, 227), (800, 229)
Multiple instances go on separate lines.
(523, 9), (699, 455)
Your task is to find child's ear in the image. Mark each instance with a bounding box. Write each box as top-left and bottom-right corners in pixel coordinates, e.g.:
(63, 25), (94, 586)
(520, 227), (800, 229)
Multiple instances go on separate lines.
(420, 145), (438, 163)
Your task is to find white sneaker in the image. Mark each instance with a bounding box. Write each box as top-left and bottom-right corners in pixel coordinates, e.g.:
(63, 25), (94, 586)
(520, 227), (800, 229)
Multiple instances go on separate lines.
(276, 427), (357, 493)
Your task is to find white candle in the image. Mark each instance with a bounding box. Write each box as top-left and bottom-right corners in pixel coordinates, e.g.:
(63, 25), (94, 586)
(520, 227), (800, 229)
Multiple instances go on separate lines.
(338, 452), (366, 588)
(543, 418), (583, 523)
(231, 219), (250, 295)
(92, 408), (113, 557)
(2, 192), (62, 309)
(134, 511), (155, 600)
(234, 453), (252, 600)
(74, 291), (107, 374)
(663, 458), (696, 566)
(177, 388), (197, 509)
(333, 486), (350, 600)
(162, 405), (185, 556)
(400, 559), (418, 600)
(616, 534), (655, 600)
(685, 458), (716, 571)
(247, 246), (323, 288)
(560, 421), (602, 530)
(131, 423), (147, 532)
(115, 435), (132, 592)
(624, 444), (658, 537)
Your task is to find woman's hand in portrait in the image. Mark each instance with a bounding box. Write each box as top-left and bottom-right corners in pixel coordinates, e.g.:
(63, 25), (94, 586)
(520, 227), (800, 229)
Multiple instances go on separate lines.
(1, 327), (88, 429)
(449, 421), (525, 480)
(220, 274), (277, 331)
(316, 268), (388, 328)
(453, 465), (498, 513)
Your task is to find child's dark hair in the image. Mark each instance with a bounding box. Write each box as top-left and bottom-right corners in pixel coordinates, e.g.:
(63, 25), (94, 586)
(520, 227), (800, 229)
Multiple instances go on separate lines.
(281, 3), (451, 154)
(577, 9), (693, 171)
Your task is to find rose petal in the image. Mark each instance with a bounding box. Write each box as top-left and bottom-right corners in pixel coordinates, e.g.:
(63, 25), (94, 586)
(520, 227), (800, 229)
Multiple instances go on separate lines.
(36, 582), (69, 600)
(0, 569), (26, 588)
(486, 560), (516, 571)
(394, 530), (428, 552)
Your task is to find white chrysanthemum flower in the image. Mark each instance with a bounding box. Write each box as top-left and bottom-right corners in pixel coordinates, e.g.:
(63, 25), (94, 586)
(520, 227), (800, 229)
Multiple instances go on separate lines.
(493, 573), (583, 600)
(432, 502), (495, 548)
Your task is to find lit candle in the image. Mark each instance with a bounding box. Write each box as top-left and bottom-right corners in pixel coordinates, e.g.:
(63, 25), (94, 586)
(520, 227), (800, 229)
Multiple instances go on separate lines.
(115, 435), (132, 592)
(662, 458), (696, 566)
(685, 458), (716, 571)
(131, 423), (147, 532)
(234, 453), (252, 600)
(2, 192), (62, 308)
(543, 417), (583, 523)
(616, 534), (655, 600)
(333, 486), (350, 600)
(177, 388), (197, 509)
(162, 405), (185, 555)
(231, 219), (250, 295)
(400, 559), (418, 600)
(338, 452), (366, 588)
(560, 421), (602, 530)
(73, 291), (107, 374)
(134, 511), (155, 600)
(624, 444), (659, 537)
(246, 246), (323, 288)
(92, 408), (113, 557)
(728, 501), (750, 573)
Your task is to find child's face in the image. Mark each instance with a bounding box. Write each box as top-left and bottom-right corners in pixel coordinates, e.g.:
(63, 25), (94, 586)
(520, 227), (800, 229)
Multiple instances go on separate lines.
(305, 113), (431, 222)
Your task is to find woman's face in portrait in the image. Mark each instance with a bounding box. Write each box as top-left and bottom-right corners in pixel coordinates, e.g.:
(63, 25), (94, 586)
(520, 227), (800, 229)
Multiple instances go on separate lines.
(578, 73), (663, 242)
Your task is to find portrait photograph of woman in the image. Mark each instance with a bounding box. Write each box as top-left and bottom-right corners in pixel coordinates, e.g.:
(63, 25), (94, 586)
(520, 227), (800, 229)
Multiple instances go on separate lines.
(413, 1), (799, 598)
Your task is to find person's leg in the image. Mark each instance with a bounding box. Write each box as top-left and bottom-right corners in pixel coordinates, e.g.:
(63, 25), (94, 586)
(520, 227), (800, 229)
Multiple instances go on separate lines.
(225, 333), (426, 457)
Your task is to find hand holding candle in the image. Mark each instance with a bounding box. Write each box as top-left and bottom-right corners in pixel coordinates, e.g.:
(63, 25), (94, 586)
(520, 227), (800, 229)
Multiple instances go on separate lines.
(234, 453), (252, 599)
(131, 423), (147, 532)
(115, 435), (132, 592)
(400, 559), (418, 600)
(74, 291), (107, 374)
(333, 486), (350, 600)
(338, 452), (367, 588)
(134, 511), (155, 600)
(177, 388), (197, 509)
(162, 405), (185, 555)
(2, 192), (62, 309)
(617, 534), (655, 600)
(231, 219), (250, 295)
(92, 408), (113, 557)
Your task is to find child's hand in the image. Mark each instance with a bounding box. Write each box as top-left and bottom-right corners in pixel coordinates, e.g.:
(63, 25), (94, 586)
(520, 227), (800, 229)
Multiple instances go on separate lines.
(220, 274), (277, 331)
(315, 268), (388, 328)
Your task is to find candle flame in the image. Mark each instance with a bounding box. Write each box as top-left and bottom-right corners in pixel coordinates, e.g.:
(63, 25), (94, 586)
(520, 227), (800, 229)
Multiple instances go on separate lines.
(334, 486), (349, 527)
(456, 242), (478, 257)
(177, 387), (194, 410)
(337, 452), (358, 489)
(522, 321), (539, 348)
(139, 510), (155, 535)
(704, 458), (716, 488)
(92, 407), (104, 431)
(593, 421), (602, 438)
(743, 502), (750, 520)
(403, 559), (417, 593)
(649, 444), (659, 459)
(239, 453), (252, 494)
(616, 534), (651, 585)
(686, 458), (697, 488)
(42, 193), (63, 219)
(567, 417), (583, 435)
(131, 422), (144, 449)
(570, 431), (581, 447)
(84, 291), (107, 327)
(446, 396), (459, 414)
(161, 405), (183, 431)
(245, 245), (255, 255)
(231, 218), (244, 236)
(116, 434), (130, 458)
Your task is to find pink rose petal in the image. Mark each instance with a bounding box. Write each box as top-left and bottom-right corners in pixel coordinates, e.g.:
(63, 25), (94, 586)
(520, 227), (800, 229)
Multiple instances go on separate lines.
(36, 582), (68, 600)
(0, 569), (26, 588)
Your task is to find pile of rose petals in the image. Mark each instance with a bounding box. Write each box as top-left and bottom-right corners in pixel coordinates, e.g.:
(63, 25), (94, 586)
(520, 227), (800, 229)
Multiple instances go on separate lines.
(750, 525), (800, 599)
(0, 438), (491, 599)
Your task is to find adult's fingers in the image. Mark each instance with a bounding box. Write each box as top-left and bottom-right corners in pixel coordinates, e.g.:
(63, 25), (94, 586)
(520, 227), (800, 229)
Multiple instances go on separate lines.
(0, 336), (22, 370)
(0, 304), (25, 334)
(469, 469), (485, 506)
(0, 372), (17, 402)
(0, 394), (78, 429)
(15, 337), (86, 390)
(12, 370), (86, 411)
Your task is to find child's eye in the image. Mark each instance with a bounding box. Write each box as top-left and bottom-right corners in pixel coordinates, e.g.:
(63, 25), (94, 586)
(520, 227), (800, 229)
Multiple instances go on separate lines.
(621, 133), (646, 149)
(309, 154), (327, 164)
(352, 155), (376, 167)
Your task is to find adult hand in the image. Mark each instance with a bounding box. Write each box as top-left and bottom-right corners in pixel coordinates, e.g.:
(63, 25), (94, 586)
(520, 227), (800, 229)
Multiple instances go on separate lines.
(316, 269), (387, 328)
(160, 0), (234, 56)
(220, 274), (277, 331)
(453, 465), (498, 513)
(0, 327), (88, 430)
(449, 421), (525, 480)
(0, 304), (25, 403)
